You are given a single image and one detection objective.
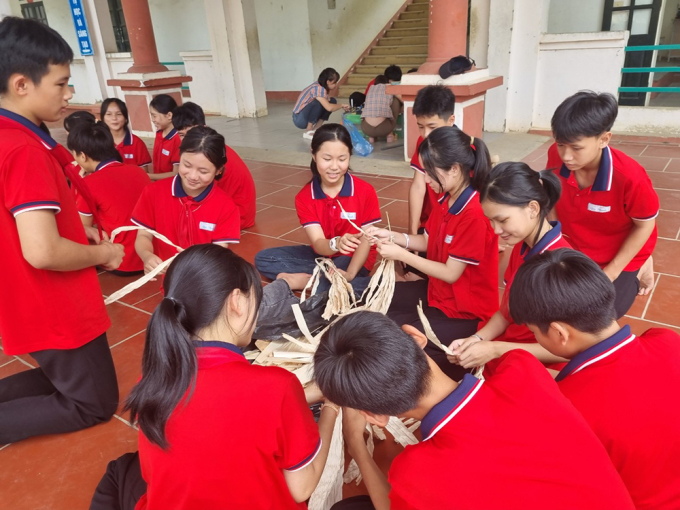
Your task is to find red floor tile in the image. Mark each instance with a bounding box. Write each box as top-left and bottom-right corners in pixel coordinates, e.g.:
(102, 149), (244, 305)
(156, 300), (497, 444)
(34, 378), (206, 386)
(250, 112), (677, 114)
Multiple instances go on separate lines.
(0, 418), (138, 510)
(665, 158), (680, 173)
(379, 201), (409, 230)
(657, 210), (680, 239)
(110, 331), (145, 414)
(0, 359), (30, 379)
(648, 171), (680, 191)
(99, 272), (161, 306)
(242, 159), (270, 170)
(105, 302), (150, 347)
(609, 142), (648, 157)
(249, 164), (307, 183)
(644, 274), (680, 327)
(245, 205), (303, 237)
(640, 145), (680, 159)
(525, 154), (548, 171)
(0, 349), (15, 367)
(377, 180), (412, 201)
(133, 292), (163, 314)
(257, 185), (299, 208)
(626, 284), (652, 319)
(275, 169), (315, 187)
(634, 156), (671, 172)
(651, 238), (680, 277)
(255, 180), (289, 199)
(619, 316), (680, 336)
(280, 226), (312, 244)
(353, 174), (400, 193)
(231, 232), (298, 264)
(656, 189), (680, 211)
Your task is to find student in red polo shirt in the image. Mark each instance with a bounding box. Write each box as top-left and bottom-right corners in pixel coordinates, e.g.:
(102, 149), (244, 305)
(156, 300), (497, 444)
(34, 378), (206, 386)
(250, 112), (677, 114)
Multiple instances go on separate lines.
(91, 245), (339, 510)
(367, 127), (498, 381)
(0, 17), (123, 444)
(254, 124), (381, 296)
(448, 162), (571, 374)
(546, 91), (658, 317)
(510, 248), (680, 509)
(149, 94), (180, 180)
(132, 126), (240, 274)
(172, 102), (256, 228)
(100, 98), (152, 170)
(313, 312), (634, 510)
(67, 122), (151, 275)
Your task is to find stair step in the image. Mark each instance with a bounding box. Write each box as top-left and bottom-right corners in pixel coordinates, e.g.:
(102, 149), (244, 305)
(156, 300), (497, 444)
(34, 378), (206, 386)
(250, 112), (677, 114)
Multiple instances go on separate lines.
(377, 35), (428, 46)
(385, 27), (428, 38)
(347, 75), (376, 86)
(406, 2), (428, 12)
(399, 11), (428, 21)
(392, 18), (428, 29)
(371, 44), (428, 55)
(362, 54), (427, 65)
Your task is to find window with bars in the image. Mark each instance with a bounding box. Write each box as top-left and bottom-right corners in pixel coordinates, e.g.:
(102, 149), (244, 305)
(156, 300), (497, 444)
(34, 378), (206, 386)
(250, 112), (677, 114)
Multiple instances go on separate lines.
(21, 2), (49, 26)
(107, 0), (131, 53)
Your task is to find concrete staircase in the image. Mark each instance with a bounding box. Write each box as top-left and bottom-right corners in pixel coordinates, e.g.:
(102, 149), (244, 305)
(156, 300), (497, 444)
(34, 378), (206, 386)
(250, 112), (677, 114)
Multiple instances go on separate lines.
(338, 0), (429, 98)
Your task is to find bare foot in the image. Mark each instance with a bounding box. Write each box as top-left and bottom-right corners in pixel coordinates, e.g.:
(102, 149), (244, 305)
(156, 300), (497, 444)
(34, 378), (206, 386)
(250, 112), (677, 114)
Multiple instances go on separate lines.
(386, 134), (395, 143)
(277, 272), (312, 291)
(369, 137), (375, 144)
(638, 256), (655, 296)
(403, 271), (424, 282)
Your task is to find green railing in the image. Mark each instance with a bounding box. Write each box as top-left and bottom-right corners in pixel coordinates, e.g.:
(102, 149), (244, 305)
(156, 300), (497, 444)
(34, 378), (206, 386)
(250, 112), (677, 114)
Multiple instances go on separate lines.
(161, 61), (190, 91)
(620, 44), (680, 94)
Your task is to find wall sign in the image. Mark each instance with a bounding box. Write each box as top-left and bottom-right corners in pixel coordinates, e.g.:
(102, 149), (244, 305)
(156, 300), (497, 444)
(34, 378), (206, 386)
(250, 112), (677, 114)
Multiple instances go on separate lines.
(69, 0), (93, 56)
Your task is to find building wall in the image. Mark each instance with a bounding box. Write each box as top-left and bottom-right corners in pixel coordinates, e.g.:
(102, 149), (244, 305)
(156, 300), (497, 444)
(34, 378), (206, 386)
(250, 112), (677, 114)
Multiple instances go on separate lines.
(547, 0), (606, 34)
(148, 0), (210, 64)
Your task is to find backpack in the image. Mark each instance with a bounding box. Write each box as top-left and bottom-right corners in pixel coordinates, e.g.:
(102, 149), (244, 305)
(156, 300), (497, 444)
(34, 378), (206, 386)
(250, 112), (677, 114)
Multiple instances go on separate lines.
(439, 56), (476, 79)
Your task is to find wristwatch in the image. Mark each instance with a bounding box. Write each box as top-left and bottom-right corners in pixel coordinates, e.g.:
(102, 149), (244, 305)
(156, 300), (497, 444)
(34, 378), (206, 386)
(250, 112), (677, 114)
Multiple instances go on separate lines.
(329, 236), (340, 252)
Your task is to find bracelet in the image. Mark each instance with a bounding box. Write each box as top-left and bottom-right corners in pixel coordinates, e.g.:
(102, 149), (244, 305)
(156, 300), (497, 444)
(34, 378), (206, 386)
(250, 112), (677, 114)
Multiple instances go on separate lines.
(321, 402), (340, 416)
(403, 233), (410, 250)
(472, 333), (484, 342)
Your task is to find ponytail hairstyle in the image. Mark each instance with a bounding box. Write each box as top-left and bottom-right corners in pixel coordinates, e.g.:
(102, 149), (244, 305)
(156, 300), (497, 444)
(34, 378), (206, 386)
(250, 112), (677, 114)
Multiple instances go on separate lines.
(179, 125), (227, 178)
(66, 121), (123, 163)
(124, 244), (263, 449)
(100, 97), (129, 129)
(149, 93), (178, 115)
(309, 123), (353, 179)
(479, 161), (562, 246)
(418, 126), (491, 193)
(317, 67), (340, 92)
(63, 110), (96, 133)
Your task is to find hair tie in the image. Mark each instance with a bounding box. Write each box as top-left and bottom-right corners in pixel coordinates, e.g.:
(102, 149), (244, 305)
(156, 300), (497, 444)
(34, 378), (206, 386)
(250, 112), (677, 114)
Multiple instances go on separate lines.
(469, 136), (476, 152)
(164, 296), (178, 306)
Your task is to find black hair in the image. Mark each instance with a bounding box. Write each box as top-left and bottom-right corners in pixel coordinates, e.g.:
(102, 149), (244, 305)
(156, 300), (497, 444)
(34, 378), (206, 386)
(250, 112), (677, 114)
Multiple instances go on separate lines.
(180, 125), (227, 176)
(125, 244), (263, 449)
(407, 68), (418, 74)
(551, 91), (618, 144)
(100, 98), (129, 129)
(314, 312), (431, 415)
(149, 94), (178, 115)
(63, 111), (96, 133)
(479, 161), (561, 246)
(412, 84), (456, 119)
(172, 102), (206, 131)
(418, 126), (491, 193)
(373, 74), (388, 86)
(509, 248), (617, 334)
(317, 68), (340, 92)
(384, 65), (403, 82)
(67, 121), (123, 163)
(0, 17), (73, 94)
(310, 123), (352, 179)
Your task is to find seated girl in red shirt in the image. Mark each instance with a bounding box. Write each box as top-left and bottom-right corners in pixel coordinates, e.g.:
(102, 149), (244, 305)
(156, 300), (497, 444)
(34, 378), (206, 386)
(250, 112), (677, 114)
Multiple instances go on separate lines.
(90, 245), (339, 510)
(100, 98), (151, 170)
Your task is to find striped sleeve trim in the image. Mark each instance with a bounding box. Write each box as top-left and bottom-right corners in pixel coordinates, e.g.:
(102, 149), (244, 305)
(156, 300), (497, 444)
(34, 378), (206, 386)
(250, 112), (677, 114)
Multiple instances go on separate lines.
(449, 254), (480, 266)
(302, 221), (321, 228)
(78, 211), (93, 217)
(285, 438), (322, 472)
(361, 217), (382, 227)
(11, 201), (61, 217)
(213, 238), (240, 244)
(411, 163), (425, 175)
(131, 217), (154, 231)
(631, 211), (659, 221)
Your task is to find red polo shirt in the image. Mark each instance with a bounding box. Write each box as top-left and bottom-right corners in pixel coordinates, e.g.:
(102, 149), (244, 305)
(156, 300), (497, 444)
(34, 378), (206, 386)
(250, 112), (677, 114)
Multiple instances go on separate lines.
(136, 341), (321, 510)
(423, 187), (498, 321)
(388, 350), (634, 510)
(498, 222), (572, 343)
(76, 160), (151, 273)
(0, 109), (110, 355)
(410, 136), (438, 228)
(215, 145), (256, 228)
(557, 325), (680, 509)
(131, 175), (240, 262)
(547, 143), (658, 271)
(152, 128), (181, 174)
(295, 173), (381, 271)
(116, 128), (151, 167)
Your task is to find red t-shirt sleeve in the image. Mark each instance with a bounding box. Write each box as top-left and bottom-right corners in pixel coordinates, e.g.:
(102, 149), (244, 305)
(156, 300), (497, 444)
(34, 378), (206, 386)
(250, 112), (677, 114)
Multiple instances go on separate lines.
(278, 375), (322, 471)
(134, 137), (152, 166)
(410, 138), (424, 174)
(75, 192), (92, 215)
(3, 147), (62, 216)
(131, 185), (157, 230)
(170, 137), (181, 165)
(295, 187), (319, 227)
(361, 186), (382, 227)
(447, 214), (487, 265)
(623, 169), (659, 221)
(212, 199), (241, 244)
(546, 143), (562, 170)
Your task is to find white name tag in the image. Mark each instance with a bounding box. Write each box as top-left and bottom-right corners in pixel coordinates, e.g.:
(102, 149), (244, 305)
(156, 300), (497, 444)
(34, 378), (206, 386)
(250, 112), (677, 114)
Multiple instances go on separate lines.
(587, 203), (611, 213)
(124, 154), (133, 159)
(444, 235), (453, 244)
(162, 149), (170, 156)
(340, 211), (356, 220)
(199, 222), (216, 232)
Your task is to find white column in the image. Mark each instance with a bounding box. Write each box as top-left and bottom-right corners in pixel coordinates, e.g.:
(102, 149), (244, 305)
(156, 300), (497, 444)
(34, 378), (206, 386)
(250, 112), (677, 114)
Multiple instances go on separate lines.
(0, 0), (12, 19)
(203, 0), (267, 118)
(82, 0), (119, 101)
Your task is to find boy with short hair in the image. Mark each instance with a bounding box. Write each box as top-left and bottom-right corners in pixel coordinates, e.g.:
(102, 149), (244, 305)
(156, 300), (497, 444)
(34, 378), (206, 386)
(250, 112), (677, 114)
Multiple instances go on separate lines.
(0, 17), (123, 443)
(547, 91), (658, 317)
(172, 102), (256, 228)
(315, 311), (634, 510)
(509, 248), (680, 510)
(68, 121), (151, 275)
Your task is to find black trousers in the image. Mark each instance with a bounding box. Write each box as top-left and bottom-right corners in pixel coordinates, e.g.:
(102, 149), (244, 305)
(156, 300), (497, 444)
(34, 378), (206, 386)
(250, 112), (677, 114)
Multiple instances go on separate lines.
(613, 270), (640, 319)
(387, 281), (477, 382)
(331, 496), (375, 510)
(0, 333), (118, 444)
(90, 451), (146, 510)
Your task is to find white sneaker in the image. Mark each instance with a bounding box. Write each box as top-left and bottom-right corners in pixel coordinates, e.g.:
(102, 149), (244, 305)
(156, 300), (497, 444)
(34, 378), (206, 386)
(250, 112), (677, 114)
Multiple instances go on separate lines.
(303, 130), (315, 140)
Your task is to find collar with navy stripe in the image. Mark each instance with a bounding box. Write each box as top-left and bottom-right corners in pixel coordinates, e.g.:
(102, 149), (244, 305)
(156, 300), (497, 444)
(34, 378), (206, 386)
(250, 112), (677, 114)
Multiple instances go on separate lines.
(559, 145), (613, 192)
(420, 373), (484, 441)
(172, 174), (214, 202)
(311, 173), (354, 200)
(0, 108), (58, 149)
(556, 325), (636, 382)
(192, 340), (245, 358)
(95, 159), (120, 172)
(158, 128), (178, 141)
(519, 221), (564, 260)
(437, 185), (477, 215)
(123, 127), (133, 146)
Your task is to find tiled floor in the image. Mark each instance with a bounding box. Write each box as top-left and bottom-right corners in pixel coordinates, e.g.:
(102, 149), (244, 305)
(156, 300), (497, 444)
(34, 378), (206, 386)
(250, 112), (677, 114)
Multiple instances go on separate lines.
(1, 137), (680, 508)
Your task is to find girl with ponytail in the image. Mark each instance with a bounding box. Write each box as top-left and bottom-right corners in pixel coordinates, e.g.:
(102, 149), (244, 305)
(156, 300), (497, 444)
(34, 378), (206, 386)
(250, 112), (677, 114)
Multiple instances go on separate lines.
(366, 126), (499, 380)
(448, 161), (572, 372)
(92, 245), (338, 510)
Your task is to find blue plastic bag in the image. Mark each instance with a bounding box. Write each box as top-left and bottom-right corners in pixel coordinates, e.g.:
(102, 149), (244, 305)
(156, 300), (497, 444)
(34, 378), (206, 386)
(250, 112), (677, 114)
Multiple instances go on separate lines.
(342, 117), (373, 157)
